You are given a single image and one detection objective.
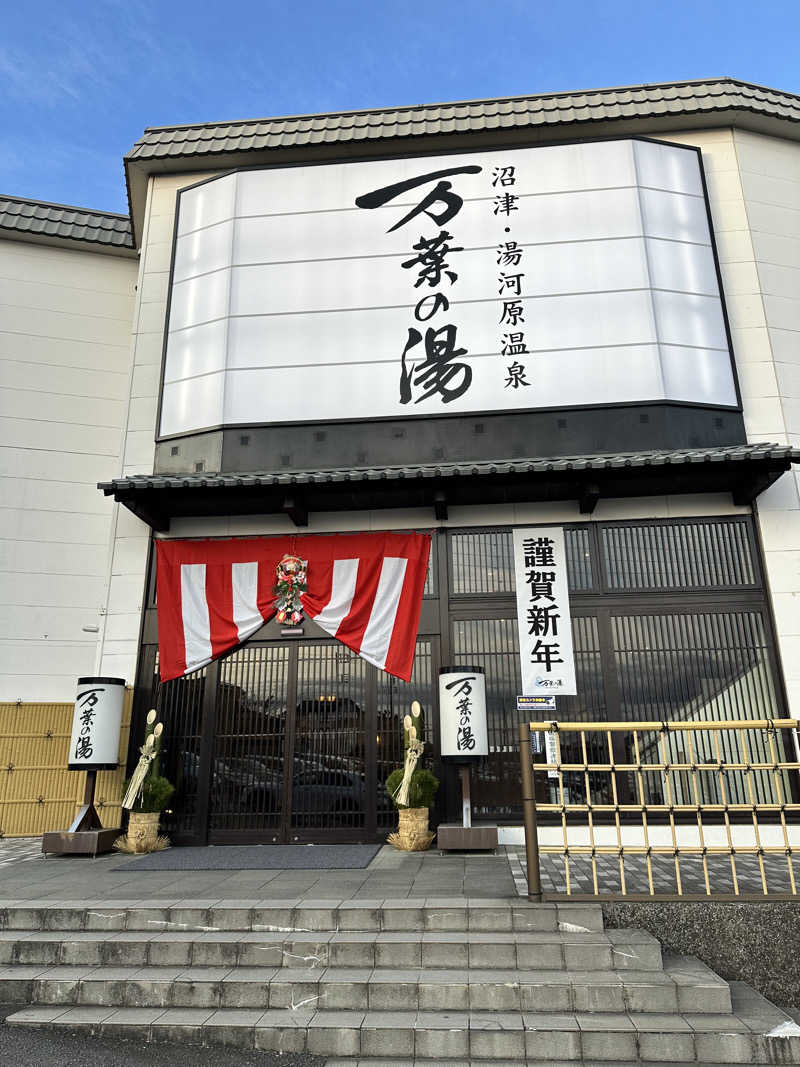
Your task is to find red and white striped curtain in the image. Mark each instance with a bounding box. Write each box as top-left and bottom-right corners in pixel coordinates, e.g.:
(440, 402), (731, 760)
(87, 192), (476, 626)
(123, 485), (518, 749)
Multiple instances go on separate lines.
(155, 531), (432, 683)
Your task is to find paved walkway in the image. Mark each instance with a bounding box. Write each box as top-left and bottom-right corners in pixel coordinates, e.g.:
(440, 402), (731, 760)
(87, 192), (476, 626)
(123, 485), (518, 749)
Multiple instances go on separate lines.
(508, 847), (800, 896)
(0, 839), (518, 902)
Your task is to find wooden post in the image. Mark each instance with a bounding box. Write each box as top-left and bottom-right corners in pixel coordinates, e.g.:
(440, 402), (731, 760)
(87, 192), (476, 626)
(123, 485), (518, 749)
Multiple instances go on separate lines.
(460, 765), (472, 828)
(519, 722), (542, 901)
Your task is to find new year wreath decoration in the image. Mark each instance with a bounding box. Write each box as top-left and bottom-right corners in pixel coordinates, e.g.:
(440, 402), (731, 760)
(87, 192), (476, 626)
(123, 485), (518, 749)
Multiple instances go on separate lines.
(274, 554), (308, 624)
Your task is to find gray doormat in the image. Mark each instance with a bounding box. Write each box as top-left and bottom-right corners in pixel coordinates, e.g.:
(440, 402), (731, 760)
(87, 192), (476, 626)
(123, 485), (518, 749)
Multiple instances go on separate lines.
(114, 843), (382, 871)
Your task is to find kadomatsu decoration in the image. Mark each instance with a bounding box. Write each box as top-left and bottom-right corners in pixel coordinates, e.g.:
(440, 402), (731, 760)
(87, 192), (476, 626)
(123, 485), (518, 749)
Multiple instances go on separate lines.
(116, 710), (174, 854)
(274, 554), (308, 625)
(386, 700), (438, 852)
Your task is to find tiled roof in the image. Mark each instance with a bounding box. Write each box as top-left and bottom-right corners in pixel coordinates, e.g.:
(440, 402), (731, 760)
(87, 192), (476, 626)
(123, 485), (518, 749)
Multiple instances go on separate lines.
(100, 443), (800, 493)
(128, 78), (800, 162)
(0, 194), (133, 249)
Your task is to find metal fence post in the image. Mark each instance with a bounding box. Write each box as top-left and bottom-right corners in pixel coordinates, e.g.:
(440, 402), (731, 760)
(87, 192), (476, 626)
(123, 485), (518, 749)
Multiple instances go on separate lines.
(519, 721), (542, 901)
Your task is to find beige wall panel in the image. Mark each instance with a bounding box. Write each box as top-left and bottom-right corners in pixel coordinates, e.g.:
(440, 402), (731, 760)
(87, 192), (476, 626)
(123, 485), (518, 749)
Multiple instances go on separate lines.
(0, 331), (130, 371)
(757, 472), (800, 511)
(112, 537), (150, 576)
(128, 332), (164, 367)
(750, 232), (800, 270)
(0, 604), (105, 642)
(0, 360), (127, 400)
(0, 242), (135, 290)
(142, 240), (174, 274)
(138, 272), (169, 305)
(0, 304), (132, 347)
(0, 540), (107, 577)
(136, 303), (169, 336)
(106, 572), (146, 616)
(2, 572), (105, 610)
(126, 396), (159, 433)
(0, 508), (110, 545)
(758, 262), (800, 299)
(729, 326), (774, 364)
(121, 430), (156, 470)
(1, 276), (134, 321)
(763, 293), (800, 333)
(131, 363), (160, 398)
(1, 674), (92, 704)
(735, 362), (779, 399)
(0, 387), (126, 428)
(0, 446), (117, 484)
(775, 361), (800, 398)
(0, 641), (98, 677)
(770, 328), (800, 364)
(0, 416), (121, 456)
(0, 477), (110, 514)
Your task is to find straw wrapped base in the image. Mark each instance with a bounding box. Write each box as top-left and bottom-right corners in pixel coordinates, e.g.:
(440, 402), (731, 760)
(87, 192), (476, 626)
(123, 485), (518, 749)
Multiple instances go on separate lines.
(387, 806), (435, 852)
(115, 811), (163, 854)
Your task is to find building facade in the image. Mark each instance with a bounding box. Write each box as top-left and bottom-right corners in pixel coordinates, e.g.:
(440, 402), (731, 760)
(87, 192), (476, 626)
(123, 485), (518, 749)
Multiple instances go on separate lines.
(2, 78), (800, 844)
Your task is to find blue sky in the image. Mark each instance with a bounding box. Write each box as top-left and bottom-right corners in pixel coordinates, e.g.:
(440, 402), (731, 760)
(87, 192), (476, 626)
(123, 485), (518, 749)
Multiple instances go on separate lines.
(1, 0), (798, 214)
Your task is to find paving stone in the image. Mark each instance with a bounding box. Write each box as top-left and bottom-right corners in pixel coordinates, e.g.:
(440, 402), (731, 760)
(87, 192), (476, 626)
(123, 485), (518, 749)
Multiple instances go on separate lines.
(8, 1006), (70, 1024)
(579, 1028), (639, 1061)
(100, 1007), (165, 1040)
(77, 978), (129, 1007)
(253, 1008), (313, 1052)
(360, 1011), (415, 1057)
(50, 1005), (117, 1027)
(572, 980), (626, 1012)
(469, 1024), (526, 1059)
(694, 1031), (756, 1062)
(512, 904), (558, 932)
(637, 1030), (697, 1062)
(148, 938), (193, 966)
(338, 901), (382, 930)
(208, 906), (255, 930)
(519, 977), (573, 1012)
(149, 1007), (216, 1045)
(516, 940), (564, 969)
(321, 974), (369, 1009)
(525, 1027), (583, 1061)
(202, 1008), (261, 1048)
(415, 1020), (471, 1059)
(418, 975), (469, 1010)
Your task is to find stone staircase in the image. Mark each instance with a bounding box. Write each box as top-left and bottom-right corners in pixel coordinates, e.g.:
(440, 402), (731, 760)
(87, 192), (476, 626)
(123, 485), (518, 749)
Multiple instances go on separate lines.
(1, 897), (799, 1063)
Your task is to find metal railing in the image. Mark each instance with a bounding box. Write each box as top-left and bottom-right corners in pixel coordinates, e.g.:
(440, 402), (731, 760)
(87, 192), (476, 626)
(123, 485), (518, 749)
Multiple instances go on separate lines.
(519, 718), (800, 900)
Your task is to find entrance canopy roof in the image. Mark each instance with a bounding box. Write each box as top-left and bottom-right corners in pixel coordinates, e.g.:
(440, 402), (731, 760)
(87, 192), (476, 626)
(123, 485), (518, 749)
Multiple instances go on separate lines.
(99, 442), (799, 531)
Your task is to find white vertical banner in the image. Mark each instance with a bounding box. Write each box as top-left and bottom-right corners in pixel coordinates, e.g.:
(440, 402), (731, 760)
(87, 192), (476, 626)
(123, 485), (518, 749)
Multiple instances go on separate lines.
(512, 527), (577, 696)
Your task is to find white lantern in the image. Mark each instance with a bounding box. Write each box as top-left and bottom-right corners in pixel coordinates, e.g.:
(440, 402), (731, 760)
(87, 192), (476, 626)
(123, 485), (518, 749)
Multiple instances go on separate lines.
(438, 666), (488, 760)
(68, 677), (125, 771)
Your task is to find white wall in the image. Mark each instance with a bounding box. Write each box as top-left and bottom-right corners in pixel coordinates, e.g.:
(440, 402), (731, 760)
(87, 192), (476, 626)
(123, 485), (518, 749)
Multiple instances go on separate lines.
(734, 130), (800, 722)
(0, 238), (137, 700)
(96, 174), (214, 686)
(98, 130), (800, 718)
(660, 128), (800, 721)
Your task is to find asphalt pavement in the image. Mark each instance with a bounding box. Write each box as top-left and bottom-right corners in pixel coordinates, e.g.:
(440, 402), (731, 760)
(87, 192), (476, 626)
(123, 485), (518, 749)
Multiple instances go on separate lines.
(0, 1004), (323, 1067)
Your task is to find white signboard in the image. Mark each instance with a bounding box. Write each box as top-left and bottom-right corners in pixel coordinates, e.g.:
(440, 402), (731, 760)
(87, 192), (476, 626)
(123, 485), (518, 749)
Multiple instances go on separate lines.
(439, 667), (488, 758)
(513, 528), (577, 696)
(68, 677), (125, 771)
(160, 138), (737, 436)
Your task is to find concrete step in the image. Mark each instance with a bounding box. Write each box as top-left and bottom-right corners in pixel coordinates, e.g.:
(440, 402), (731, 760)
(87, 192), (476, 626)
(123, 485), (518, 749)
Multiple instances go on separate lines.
(0, 961), (729, 1014)
(0, 897), (604, 934)
(0, 926), (662, 971)
(7, 1002), (800, 1062)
